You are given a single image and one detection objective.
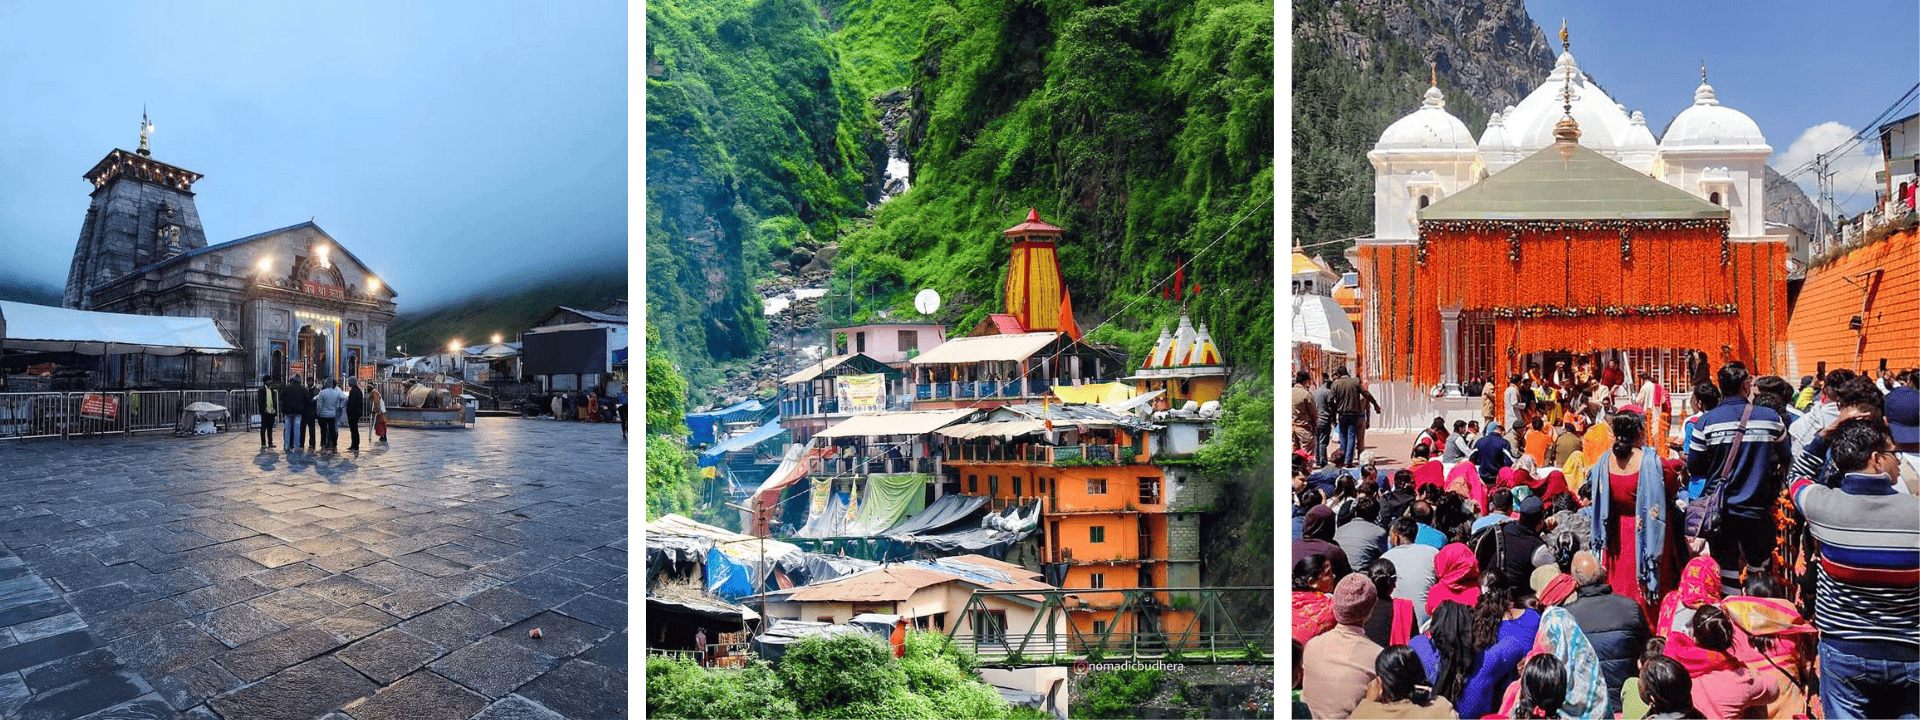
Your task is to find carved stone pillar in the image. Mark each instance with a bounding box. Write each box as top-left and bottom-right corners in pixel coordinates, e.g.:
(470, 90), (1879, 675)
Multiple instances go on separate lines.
(1439, 305), (1463, 396)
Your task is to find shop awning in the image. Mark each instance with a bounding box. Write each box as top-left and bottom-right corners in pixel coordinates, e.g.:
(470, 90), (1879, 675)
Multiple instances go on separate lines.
(0, 300), (238, 356)
(934, 420), (1046, 439)
(907, 332), (1058, 365)
(814, 408), (976, 438)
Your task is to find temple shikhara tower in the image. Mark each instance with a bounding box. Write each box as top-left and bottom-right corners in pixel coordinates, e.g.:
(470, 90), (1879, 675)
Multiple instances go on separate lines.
(1351, 32), (1787, 426)
(59, 116), (398, 387)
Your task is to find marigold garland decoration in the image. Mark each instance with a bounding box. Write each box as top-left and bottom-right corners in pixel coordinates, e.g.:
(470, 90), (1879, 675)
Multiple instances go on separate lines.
(1415, 218), (1728, 266)
(1488, 303), (1738, 319)
(1619, 228), (1632, 262)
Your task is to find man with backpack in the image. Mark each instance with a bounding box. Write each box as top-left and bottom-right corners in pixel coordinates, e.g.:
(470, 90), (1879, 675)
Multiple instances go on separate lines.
(1685, 363), (1789, 594)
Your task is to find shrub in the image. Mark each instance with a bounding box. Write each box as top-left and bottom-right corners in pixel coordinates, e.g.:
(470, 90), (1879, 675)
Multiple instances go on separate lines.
(646, 655), (798, 719)
(777, 633), (906, 715)
(1073, 668), (1164, 719)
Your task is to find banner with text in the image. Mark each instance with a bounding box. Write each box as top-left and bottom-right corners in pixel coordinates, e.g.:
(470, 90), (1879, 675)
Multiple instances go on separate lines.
(836, 373), (885, 413)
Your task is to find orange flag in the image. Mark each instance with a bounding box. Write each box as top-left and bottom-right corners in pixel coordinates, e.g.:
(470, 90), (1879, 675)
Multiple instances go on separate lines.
(1058, 288), (1082, 340)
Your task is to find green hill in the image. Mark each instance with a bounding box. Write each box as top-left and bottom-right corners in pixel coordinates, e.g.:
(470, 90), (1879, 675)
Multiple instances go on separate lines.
(385, 269), (626, 357)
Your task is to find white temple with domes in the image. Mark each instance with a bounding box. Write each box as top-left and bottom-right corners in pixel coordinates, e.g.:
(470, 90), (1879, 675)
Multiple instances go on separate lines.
(1367, 44), (1778, 246)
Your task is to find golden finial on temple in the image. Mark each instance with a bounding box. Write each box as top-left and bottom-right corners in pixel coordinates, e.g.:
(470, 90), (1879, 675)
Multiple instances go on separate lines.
(1560, 19), (1569, 53)
(1701, 61), (1707, 83)
(1430, 60), (1437, 88)
(138, 106), (153, 157)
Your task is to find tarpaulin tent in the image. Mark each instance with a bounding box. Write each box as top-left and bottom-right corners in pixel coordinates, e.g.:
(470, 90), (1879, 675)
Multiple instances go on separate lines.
(797, 491), (855, 538)
(705, 535), (803, 601)
(892, 502), (1042, 559)
(844, 474), (930, 536)
(750, 619), (870, 665)
(799, 553), (878, 585)
(686, 398), (766, 446)
(0, 300), (237, 355)
(698, 419), (786, 468)
(882, 494), (990, 537)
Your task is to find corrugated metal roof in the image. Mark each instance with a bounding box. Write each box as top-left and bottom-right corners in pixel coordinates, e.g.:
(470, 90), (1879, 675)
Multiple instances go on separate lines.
(1421, 144), (1729, 221)
(815, 409), (977, 438)
(908, 332), (1058, 365)
(985, 314), (1027, 335)
(779, 353), (899, 384)
(783, 558), (1053, 602)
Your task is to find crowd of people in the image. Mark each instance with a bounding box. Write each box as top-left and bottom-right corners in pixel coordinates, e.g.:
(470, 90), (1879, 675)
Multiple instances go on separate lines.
(1290, 361), (1920, 719)
(256, 373), (387, 453)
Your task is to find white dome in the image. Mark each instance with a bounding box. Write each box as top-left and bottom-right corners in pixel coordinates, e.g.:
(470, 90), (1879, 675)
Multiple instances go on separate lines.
(1503, 52), (1636, 155)
(1376, 85), (1477, 152)
(1622, 110), (1657, 153)
(1659, 82), (1767, 150)
(1479, 110), (1513, 151)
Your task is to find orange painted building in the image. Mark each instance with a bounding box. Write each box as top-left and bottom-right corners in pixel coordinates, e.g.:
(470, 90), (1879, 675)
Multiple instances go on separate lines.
(938, 412), (1213, 647)
(1783, 228), (1919, 377)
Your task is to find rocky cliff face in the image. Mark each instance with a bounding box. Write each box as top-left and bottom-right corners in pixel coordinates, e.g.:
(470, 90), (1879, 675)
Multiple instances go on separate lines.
(1765, 164), (1822, 236)
(1302, 0), (1555, 119)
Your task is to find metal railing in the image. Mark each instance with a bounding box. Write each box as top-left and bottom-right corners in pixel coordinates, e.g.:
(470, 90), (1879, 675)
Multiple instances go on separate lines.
(945, 587), (1275, 666)
(0, 389), (370, 441)
(915, 379), (1053, 401)
(806, 456), (934, 476)
(943, 441), (1128, 465)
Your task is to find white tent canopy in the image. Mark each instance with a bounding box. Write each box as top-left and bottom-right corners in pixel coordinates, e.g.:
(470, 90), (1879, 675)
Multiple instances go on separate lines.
(1291, 294), (1356, 356)
(0, 301), (237, 356)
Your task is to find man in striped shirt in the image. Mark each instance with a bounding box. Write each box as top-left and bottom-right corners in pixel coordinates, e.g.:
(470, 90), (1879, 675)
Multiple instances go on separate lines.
(1789, 418), (1918, 719)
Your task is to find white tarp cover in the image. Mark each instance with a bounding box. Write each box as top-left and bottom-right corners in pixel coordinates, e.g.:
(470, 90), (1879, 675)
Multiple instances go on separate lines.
(0, 300), (237, 356)
(1291, 294), (1356, 356)
(815, 408), (977, 438)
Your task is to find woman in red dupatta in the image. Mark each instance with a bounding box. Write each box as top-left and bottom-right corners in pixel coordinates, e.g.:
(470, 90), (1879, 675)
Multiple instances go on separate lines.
(1293, 554), (1337, 646)
(1426, 543), (1482, 616)
(1656, 556), (1722, 640)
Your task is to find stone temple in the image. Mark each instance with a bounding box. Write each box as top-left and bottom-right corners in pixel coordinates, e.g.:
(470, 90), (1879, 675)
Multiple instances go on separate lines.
(62, 118), (398, 387)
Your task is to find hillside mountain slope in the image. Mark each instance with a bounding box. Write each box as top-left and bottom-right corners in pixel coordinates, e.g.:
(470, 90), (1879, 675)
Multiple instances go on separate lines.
(0, 275), (61, 306)
(386, 269), (626, 356)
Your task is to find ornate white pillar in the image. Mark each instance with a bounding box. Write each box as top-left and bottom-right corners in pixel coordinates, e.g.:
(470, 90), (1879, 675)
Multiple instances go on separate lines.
(1439, 305), (1463, 396)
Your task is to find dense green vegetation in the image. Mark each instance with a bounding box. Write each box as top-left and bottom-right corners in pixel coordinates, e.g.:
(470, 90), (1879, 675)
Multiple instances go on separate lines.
(385, 269), (625, 357)
(1291, 0), (1486, 271)
(645, 0), (882, 394)
(647, 630), (1050, 720)
(645, 324), (704, 522)
(1071, 668), (1166, 719)
(833, 0), (1275, 379)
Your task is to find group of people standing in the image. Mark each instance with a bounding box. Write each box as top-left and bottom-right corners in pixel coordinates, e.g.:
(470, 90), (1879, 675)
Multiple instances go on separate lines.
(256, 374), (387, 453)
(1291, 360), (1920, 719)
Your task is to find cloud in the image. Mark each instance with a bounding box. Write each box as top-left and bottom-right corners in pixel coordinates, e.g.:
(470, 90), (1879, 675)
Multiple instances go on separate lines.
(1772, 121), (1884, 216)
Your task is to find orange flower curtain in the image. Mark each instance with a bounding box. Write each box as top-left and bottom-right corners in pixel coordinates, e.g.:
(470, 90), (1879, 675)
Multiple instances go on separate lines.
(1359, 224), (1783, 384)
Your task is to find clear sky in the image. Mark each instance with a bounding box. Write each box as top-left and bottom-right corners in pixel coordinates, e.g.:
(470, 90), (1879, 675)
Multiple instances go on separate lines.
(0, 1), (626, 308)
(1522, 0), (1916, 216)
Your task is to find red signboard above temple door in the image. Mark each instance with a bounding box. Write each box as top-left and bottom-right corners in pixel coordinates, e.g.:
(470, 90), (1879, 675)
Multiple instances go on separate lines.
(301, 280), (346, 300)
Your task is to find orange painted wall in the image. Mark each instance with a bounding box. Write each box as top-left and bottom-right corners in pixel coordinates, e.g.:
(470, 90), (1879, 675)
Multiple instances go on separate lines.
(1358, 230), (1788, 383)
(1784, 230), (1919, 375)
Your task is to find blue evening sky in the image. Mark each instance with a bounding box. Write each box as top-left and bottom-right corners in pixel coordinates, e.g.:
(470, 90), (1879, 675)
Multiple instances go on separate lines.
(0, 1), (626, 308)
(1524, 0), (1917, 216)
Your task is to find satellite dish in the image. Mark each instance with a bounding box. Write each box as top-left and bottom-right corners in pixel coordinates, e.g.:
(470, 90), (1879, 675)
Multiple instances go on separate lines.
(914, 288), (942, 315)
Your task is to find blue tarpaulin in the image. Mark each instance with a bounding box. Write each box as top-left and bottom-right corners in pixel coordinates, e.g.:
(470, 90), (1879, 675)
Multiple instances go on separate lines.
(686, 399), (766, 446)
(698, 419), (786, 468)
(706, 546), (757, 600)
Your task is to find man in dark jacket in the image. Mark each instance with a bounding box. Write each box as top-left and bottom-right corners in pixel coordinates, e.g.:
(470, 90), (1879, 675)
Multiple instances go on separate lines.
(281, 375), (307, 452)
(1480, 496), (1546, 595)
(301, 378), (319, 450)
(1328, 367), (1365, 466)
(345, 380), (365, 451)
(1472, 423), (1516, 484)
(1685, 362), (1789, 592)
(1563, 551), (1648, 716)
(258, 375), (278, 448)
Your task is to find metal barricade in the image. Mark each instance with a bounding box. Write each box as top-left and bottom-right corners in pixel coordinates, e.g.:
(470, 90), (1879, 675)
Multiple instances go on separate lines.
(122, 391), (179, 434)
(223, 390), (261, 429)
(0, 393), (75, 440)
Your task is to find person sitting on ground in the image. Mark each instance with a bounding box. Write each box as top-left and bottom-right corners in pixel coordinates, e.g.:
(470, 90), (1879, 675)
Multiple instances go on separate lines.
(1549, 419), (1584, 467)
(1564, 550), (1650, 715)
(1445, 419), (1474, 463)
(1654, 556), (1722, 641)
(1415, 416), (1450, 460)
(1635, 655), (1706, 720)
(1363, 559), (1419, 648)
(1478, 497), (1548, 598)
(1302, 574), (1384, 719)
(1528, 532), (1582, 609)
(1495, 606), (1608, 719)
(1411, 444), (1445, 492)
(1508, 645), (1569, 719)
(1525, 417), (1553, 468)
(1667, 605), (1779, 719)
(1336, 495), (1389, 572)
(1352, 644), (1457, 720)
(1381, 516), (1440, 628)
(1292, 554), (1338, 646)
(1722, 573), (1814, 720)
(1409, 601), (1479, 711)
(1475, 488), (1516, 535)
(1295, 505), (1353, 581)
(1409, 500), (1447, 549)
(1475, 423), (1518, 486)
(1445, 576), (1541, 719)
(1381, 469), (1417, 527)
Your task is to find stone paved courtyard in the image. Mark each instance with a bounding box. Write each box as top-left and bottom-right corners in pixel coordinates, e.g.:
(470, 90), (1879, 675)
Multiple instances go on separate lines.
(0, 417), (627, 720)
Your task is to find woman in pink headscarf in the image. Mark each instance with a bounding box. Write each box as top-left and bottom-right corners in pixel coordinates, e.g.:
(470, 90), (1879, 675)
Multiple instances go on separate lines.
(1446, 462), (1486, 515)
(1655, 556), (1723, 640)
(1426, 543), (1482, 616)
